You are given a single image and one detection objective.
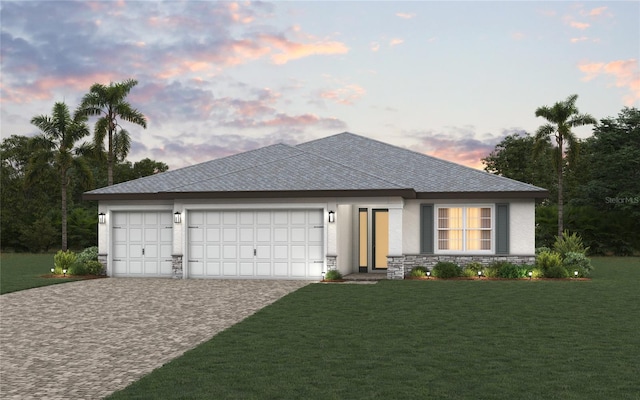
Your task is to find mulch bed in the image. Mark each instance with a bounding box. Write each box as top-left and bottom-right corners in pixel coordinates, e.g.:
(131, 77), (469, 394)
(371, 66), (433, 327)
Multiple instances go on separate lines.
(41, 274), (107, 280)
(407, 276), (591, 281)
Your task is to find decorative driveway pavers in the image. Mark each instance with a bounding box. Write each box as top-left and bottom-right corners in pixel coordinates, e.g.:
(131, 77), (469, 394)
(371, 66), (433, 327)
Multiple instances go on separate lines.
(0, 278), (309, 399)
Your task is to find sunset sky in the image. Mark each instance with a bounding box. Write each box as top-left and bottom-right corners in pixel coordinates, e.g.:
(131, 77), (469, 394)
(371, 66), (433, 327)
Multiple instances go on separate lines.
(1, 1), (638, 170)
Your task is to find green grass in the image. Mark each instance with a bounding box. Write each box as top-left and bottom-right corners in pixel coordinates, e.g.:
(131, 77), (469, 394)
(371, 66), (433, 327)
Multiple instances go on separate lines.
(108, 257), (640, 399)
(0, 253), (84, 294)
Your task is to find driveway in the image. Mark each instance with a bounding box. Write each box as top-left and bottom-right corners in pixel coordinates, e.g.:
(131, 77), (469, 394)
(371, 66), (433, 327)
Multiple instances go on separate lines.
(0, 278), (309, 399)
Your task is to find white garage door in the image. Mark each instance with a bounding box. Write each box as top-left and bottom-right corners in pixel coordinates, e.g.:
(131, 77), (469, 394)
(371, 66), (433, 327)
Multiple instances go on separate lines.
(112, 211), (173, 277)
(188, 210), (324, 279)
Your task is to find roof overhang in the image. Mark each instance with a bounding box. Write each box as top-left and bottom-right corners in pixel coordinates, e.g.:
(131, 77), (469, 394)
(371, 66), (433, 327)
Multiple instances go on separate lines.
(84, 188), (548, 202)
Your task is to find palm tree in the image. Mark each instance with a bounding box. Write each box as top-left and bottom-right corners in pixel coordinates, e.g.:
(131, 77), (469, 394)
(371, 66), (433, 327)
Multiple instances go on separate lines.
(534, 94), (596, 236)
(76, 79), (147, 186)
(30, 102), (92, 251)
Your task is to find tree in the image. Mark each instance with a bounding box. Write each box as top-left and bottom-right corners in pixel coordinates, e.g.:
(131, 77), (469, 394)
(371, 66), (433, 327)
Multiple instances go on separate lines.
(534, 94), (596, 236)
(29, 102), (92, 251)
(76, 79), (147, 186)
(482, 132), (557, 200)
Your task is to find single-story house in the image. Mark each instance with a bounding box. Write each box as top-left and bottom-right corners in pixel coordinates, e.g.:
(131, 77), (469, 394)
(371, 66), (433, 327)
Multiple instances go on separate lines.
(84, 132), (547, 280)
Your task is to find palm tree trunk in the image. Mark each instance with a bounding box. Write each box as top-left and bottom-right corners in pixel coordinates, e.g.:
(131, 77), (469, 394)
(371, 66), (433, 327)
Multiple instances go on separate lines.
(61, 173), (68, 251)
(557, 140), (564, 237)
(108, 127), (114, 186)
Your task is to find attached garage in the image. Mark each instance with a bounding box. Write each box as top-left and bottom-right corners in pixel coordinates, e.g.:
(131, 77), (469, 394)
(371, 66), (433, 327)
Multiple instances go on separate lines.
(187, 209), (324, 279)
(112, 211), (173, 277)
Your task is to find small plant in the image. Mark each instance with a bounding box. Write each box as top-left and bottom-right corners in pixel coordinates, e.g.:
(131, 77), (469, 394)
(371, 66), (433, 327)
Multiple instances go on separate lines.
(536, 250), (562, 272)
(324, 269), (343, 280)
(563, 252), (593, 277)
(85, 260), (104, 275)
(53, 250), (77, 275)
(432, 261), (461, 279)
(77, 246), (99, 264)
(554, 230), (589, 257)
(495, 262), (528, 279)
(69, 262), (88, 276)
(410, 266), (427, 278)
(545, 265), (569, 279)
(535, 246), (552, 255)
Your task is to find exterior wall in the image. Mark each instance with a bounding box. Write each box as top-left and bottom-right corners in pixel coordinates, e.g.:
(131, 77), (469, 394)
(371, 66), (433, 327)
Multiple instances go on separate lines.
(509, 200), (535, 254)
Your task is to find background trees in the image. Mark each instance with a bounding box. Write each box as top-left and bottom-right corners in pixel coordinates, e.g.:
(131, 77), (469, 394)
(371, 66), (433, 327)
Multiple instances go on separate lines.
(484, 106), (640, 255)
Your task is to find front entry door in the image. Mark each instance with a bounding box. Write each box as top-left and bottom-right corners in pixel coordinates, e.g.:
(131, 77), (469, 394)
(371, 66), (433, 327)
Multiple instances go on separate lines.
(372, 209), (389, 270)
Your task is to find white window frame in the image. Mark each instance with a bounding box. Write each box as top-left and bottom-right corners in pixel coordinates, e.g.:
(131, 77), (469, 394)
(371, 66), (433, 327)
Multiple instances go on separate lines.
(434, 204), (495, 254)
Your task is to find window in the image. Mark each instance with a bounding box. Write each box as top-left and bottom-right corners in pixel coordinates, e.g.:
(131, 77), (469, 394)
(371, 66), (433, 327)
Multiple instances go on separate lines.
(436, 206), (492, 252)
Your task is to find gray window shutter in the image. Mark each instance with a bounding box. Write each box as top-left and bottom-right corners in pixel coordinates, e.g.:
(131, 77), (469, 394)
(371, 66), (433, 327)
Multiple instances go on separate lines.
(421, 204), (434, 254)
(496, 203), (509, 254)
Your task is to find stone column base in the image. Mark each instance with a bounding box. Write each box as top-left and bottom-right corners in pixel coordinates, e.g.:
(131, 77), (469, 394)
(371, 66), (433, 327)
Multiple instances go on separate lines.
(172, 255), (183, 279)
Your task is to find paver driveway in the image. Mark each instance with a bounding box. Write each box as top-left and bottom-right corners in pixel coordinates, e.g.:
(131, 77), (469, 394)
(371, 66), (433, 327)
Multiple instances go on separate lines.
(0, 278), (309, 399)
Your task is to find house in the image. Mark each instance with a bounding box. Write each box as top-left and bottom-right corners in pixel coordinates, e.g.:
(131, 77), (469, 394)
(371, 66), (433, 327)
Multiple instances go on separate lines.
(84, 132), (547, 280)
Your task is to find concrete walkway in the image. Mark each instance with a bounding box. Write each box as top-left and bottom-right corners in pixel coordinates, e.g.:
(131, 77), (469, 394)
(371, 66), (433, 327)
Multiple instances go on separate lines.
(0, 278), (309, 399)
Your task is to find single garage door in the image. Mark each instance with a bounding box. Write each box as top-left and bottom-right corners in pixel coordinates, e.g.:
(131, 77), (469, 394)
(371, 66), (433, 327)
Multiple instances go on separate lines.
(188, 210), (324, 279)
(112, 211), (173, 277)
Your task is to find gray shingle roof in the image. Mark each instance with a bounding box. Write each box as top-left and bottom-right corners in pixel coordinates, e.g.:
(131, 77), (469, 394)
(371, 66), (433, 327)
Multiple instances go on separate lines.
(84, 132), (547, 199)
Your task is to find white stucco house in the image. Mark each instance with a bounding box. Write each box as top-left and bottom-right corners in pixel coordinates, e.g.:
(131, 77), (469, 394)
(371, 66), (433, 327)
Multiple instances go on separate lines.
(84, 132), (547, 280)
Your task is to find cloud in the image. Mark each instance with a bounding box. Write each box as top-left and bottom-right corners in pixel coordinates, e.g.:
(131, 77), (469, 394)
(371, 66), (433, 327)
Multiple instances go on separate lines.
(389, 38), (404, 46)
(511, 32), (525, 40)
(370, 42), (380, 52)
(583, 6), (608, 17)
(319, 84), (366, 105)
(569, 21), (590, 30)
(578, 59), (640, 106)
(396, 12), (416, 19)
(570, 37), (589, 43)
(261, 34), (349, 65)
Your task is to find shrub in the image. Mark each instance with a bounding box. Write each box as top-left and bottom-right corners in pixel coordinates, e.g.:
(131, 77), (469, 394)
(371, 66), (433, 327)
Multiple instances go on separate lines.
(535, 246), (552, 255)
(85, 260), (104, 275)
(433, 262), (461, 279)
(495, 262), (528, 279)
(554, 230), (589, 257)
(563, 252), (593, 277)
(324, 269), (343, 280)
(545, 265), (569, 279)
(536, 251), (562, 272)
(53, 250), (77, 274)
(69, 262), (88, 276)
(77, 246), (99, 264)
(410, 267), (427, 278)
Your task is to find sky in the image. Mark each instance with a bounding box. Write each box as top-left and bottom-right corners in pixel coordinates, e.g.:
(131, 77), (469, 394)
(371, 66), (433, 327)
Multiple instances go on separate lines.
(1, 1), (638, 171)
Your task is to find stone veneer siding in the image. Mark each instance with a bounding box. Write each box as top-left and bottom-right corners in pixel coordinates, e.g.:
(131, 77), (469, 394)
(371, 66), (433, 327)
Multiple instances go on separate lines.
(98, 254), (108, 276)
(388, 255), (536, 279)
(326, 255), (337, 271)
(172, 255), (183, 279)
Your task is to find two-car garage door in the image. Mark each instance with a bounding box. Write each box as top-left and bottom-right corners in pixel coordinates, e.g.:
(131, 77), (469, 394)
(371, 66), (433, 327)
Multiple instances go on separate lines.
(188, 210), (324, 279)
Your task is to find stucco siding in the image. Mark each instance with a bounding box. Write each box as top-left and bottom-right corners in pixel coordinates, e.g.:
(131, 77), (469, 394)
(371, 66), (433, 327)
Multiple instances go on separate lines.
(509, 200), (535, 254)
(336, 204), (353, 275)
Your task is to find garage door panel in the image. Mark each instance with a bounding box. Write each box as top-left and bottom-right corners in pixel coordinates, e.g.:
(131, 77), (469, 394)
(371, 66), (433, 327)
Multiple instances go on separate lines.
(223, 228), (236, 242)
(240, 211), (253, 225)
(129, 213), (143, 225)
(256, 228), (270, 242)
(130, 244), (143, 257)
(291, 245), (305, 259)
(191, 244), (204, 259)
(160, 261), (172, 275)
(191, 211), (205, 225)
(207, 228), (220, 241)
(240, 262), (254, 276)
(113, 228), (127, 242)
(274, 245), (288, 259)
(256, 211), (270, 224)
(190, 227), (204, 242)
(206, 262), (221, 276)
(206, 212), (220, 224)
(144, 261), (158, 274)
(160, 228), (172, 242)
(291, 211), (306, 225)
(309, 245), (323, 260)
(274, 228), (288, 242)
(223, 262), (237, 276)
(145, 244), (158, 257)
(309, 227), (322, 242)
(129, 261), (143, 274)
(223, 245), (236, 259)
(113, 260), (127, 275)
(274, 262), (288, 276)
(113, 244), (127, 258)
(239, 228), (253, 242)
(291, 228), (305, 242)
(206, 245), (220, 258)
(239, 245), (254, 258)
(223, 211), (237, 225)
(190, 261), (204, 276)
(291, 262), (306, 276)
(130, 228), (143, 242)
(256, 245), (270, 258)
(273, 211), (288, 225)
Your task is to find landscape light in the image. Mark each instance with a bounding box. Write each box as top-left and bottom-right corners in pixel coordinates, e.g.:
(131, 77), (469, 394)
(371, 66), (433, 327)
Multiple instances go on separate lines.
(321, 271), (326, 281)
(426, 271), (431, 279)
(62, 269), (67, 277)
(574, 270), (579, 278)
(51, 268), (54, 274)
(478, 270), (483, 278)
(528, 271), (533, 280)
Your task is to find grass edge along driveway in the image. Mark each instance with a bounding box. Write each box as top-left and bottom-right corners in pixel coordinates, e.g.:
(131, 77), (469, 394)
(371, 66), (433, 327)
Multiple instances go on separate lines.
(108, 257), (640, 400)
(0, 253), (85, 295)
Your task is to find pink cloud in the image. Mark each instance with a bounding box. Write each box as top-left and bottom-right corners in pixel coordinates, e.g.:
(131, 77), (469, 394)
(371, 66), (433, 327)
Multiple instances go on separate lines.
(570, 37), (589, 43)
(260, 34), (349, 65)
(570, 21), (590, 30)
(511, 32), (525, 40)
(320, 84), (366, 105)
(370, 42), (380, 52)
(584, 6), (608, 17)
(396, 12), (416, 19)
(578, 59), (640, 106)
(389, 38), (404, 46)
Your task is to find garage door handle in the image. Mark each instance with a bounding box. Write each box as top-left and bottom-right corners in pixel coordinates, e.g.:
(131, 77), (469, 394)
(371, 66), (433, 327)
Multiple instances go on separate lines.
(254, 249), (257, 256)
(313, 260), (324, 263)
(188, 260), (200, 263)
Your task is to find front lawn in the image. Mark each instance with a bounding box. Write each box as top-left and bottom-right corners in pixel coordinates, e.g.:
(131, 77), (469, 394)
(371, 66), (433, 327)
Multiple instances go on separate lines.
(108, 257), (640, 399)
(0, 253), (84, 294)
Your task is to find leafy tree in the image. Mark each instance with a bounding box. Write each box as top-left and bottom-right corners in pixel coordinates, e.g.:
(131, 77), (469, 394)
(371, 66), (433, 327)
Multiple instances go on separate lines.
(29, 102), (93, 251)
(482, 132), (556, 200)
(76, 79), (147, 186)
(534, 94), (596, 236)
